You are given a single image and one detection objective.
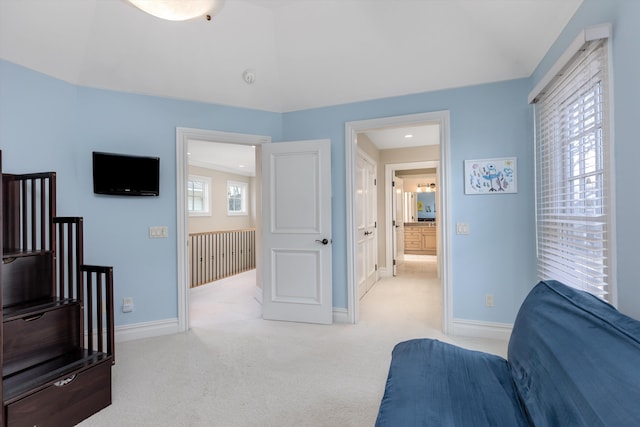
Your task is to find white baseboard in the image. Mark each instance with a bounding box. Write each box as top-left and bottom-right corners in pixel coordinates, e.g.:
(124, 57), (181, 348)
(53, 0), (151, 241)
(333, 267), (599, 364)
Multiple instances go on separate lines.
(378, 267), (390, 278)
(115, 318), (180, 343)
(451, 318), (513, 341)
(333, 307), (350, 324)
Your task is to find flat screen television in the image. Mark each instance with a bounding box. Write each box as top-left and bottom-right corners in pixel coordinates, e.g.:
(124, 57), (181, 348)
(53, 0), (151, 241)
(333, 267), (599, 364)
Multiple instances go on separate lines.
(93, 151), (160, 196)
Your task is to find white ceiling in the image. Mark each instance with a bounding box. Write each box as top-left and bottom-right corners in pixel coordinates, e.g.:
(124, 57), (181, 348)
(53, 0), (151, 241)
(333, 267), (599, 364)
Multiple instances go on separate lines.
(188, 140), (257, 176)
(363, 123), (440, 150)
(0, 0), (583, 113)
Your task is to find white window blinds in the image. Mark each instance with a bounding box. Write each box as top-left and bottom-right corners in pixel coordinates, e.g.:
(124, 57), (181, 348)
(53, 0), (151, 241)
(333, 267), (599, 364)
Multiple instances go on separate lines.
(534, 38), (612, 299)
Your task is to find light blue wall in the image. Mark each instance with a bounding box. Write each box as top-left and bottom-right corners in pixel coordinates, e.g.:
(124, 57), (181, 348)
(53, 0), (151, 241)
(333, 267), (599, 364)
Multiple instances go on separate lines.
(283, 79), (536, 323)
(0, 60), (81, 213)
(0, 57), (542, 327)
(4, 2), (636, 328)
(530, 0), (640, 320)
(0, 59), (282, 326)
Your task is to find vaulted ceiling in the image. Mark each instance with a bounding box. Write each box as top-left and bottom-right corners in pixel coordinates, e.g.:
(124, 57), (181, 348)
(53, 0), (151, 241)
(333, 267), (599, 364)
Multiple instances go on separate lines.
(0, 0), (582, 113)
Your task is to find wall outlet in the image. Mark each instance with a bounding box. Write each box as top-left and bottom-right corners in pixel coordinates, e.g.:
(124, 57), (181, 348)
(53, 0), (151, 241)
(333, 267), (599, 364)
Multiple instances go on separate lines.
(122, 297), (134, 313)
(485, 294), (494, 307)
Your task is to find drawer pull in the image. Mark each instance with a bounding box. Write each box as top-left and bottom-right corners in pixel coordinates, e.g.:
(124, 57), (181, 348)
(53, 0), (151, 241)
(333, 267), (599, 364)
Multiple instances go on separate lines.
(3, 257), (16, 264)
(23, 313), (45, 322)
(54, 375), (77, 387)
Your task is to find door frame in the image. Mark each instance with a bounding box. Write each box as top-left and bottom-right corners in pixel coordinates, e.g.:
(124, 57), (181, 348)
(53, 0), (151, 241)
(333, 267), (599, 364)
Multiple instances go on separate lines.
(385, 161), (439, 277)
(344, 111), (452, 332)
(176, 127), (270, 333)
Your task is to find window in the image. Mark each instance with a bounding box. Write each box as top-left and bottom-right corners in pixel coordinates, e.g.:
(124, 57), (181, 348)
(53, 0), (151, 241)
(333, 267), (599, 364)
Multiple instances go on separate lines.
(188, 175), (211, 216)
(533, 37), (612, 300)
(227, 180), (247, 215)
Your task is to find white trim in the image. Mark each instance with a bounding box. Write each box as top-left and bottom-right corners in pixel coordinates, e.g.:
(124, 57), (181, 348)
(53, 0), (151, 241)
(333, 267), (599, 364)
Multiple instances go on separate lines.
(115, 318), (180, 343)
(378, 266), (390, 278)
(176, 127), (270, 333)
(345, 111), (452, 334)
(384, 161), (439, 278)
(187, 174), (211, 216)
(451, 318), (513, 342)
(332, 307), (350, 324)
(605, 34), (617, 308)
(226, 179), (248, 216)
(254, 286), (263, 304)
(529, 23), (612, 104)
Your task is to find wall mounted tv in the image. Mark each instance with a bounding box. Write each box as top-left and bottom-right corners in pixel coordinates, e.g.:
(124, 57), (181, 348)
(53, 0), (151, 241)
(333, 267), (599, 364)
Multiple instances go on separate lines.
(93, 151), (160, 196)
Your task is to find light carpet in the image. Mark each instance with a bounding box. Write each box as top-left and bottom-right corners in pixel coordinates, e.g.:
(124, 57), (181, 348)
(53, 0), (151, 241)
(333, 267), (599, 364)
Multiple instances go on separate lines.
(78, 256), (507, 427)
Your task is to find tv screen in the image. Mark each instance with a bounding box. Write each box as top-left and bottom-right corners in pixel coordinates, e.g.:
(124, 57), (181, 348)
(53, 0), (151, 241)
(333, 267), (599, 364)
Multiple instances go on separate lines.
(93, 151), (160, 196)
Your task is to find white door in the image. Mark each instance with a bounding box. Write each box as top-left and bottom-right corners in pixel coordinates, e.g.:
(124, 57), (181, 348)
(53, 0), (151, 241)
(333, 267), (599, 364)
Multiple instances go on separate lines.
(261, 140), (333, 324)
(392, 177), (405, 276)
(356, 150), (377, 299)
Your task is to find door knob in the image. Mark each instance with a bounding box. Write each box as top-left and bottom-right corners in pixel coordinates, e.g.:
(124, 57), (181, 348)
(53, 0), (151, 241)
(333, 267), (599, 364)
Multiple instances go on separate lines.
(315, 238), (329, 245)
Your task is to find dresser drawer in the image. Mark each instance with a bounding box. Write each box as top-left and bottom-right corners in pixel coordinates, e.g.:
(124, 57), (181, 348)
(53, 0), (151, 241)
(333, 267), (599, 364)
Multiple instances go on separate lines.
(3, 303), (80, 376)
(6, 358), (112, 427)
(404, 240), (422, 250)
(2, 252), (53, 306)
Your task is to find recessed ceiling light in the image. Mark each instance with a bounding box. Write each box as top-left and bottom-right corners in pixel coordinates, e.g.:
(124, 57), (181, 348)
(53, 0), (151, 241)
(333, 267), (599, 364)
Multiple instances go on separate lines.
(404, 134), (414, 138)
(239, 165), (246, 168)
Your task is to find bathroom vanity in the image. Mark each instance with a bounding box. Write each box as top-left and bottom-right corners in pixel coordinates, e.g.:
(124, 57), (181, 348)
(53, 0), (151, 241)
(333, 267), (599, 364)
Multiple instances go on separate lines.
(404, 222), (436, 255)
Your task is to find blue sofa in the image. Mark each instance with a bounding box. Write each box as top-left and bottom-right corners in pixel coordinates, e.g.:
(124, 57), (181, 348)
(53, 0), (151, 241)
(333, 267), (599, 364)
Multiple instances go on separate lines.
(375, 280), (640, 426)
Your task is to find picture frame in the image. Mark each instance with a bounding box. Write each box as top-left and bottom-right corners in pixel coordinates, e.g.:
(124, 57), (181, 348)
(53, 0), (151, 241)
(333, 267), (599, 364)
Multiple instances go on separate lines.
(464, 157), (517, 194)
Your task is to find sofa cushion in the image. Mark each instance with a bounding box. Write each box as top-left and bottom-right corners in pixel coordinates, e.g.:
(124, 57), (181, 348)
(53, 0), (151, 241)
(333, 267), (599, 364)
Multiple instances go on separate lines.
(375, 339), (529, 426)
(508, 280), (640, 426)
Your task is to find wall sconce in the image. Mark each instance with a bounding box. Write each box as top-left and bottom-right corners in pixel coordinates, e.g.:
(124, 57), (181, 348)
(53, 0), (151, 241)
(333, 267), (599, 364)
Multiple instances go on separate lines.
(127, 0), (225, 21)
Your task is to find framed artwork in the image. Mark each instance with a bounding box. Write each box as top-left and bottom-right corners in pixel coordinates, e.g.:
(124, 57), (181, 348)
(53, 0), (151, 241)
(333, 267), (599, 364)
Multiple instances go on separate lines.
(464, 157), (517, 194)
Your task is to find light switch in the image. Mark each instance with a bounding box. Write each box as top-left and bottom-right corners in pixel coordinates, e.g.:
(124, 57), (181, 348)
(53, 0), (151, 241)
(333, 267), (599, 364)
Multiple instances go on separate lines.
(456, 223), (470, 235)
(149, 226), (169, 238)
(122, 297), (134, 313)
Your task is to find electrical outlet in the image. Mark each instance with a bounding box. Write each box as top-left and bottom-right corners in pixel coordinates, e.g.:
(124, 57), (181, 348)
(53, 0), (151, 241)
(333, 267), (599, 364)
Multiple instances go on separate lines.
(485, 294), (494, 307)
(122, 297), (134, 313)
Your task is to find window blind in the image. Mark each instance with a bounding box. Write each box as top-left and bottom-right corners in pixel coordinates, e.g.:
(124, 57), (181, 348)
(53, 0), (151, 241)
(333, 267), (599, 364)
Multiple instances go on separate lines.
(534, 39), (611, 299)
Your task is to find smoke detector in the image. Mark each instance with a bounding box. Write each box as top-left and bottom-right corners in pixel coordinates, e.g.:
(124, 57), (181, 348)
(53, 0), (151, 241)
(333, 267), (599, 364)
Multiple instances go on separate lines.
(242, 69), (256, 84)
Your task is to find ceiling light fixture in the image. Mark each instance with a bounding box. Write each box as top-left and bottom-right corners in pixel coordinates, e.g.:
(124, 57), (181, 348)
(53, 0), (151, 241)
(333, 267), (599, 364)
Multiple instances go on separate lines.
(126, 0), (225, 21)
(404, 134), (414, 138)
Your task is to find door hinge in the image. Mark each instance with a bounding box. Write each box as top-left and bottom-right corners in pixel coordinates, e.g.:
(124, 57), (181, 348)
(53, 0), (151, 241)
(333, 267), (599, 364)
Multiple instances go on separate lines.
(375, 264), (378, 271)
(374, 221), (377, 228)
(374, 178), (377, 186)
(393, 259), (396, 266)
(392, 219), (396, 227)
(392, 180), (395, 187)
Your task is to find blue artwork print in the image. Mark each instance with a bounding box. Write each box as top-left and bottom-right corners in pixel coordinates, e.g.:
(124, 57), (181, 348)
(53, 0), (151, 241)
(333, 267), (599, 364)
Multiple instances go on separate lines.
(465, 158), (516, 194)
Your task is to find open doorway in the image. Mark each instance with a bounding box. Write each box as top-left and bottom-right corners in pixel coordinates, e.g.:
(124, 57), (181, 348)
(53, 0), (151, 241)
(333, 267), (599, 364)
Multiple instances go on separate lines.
(345, 111), (451, 332)
(176, 128), (270, 332)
